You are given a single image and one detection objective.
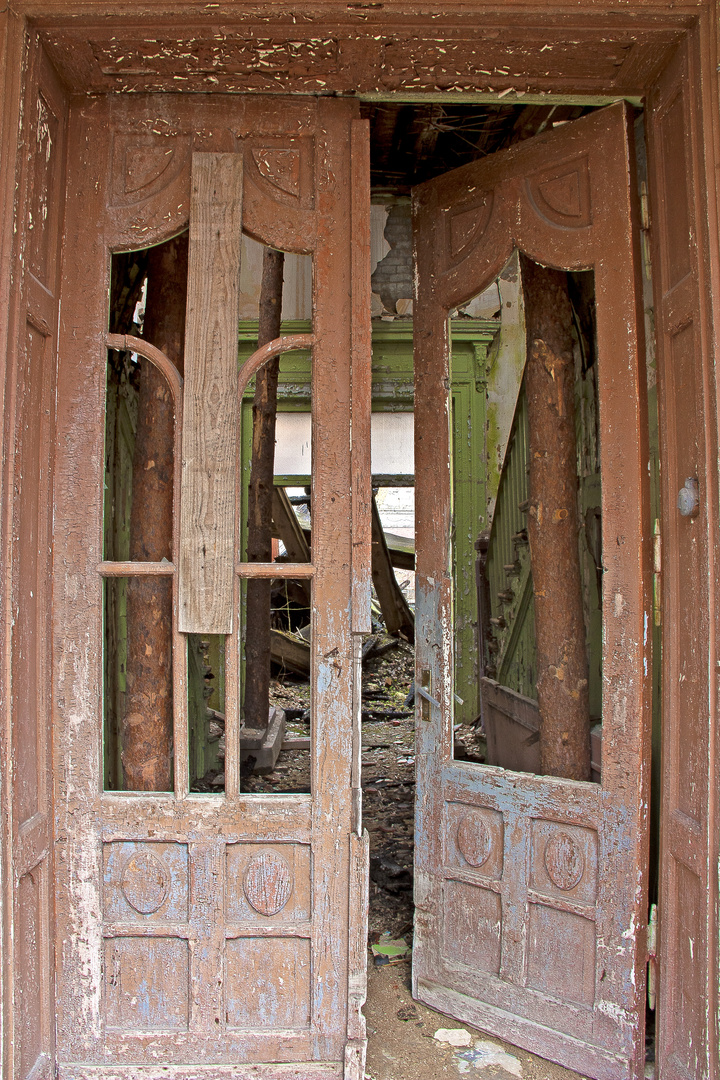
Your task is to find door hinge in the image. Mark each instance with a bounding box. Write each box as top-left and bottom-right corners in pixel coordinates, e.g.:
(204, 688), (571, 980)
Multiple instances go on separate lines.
(653, 519), (661, 627)
(647, 902), (658, 1011)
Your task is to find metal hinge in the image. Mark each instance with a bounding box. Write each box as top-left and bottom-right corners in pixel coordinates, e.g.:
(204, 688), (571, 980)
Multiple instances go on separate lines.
(653, 519), (661, 627)
(647, 902), (658, 1010)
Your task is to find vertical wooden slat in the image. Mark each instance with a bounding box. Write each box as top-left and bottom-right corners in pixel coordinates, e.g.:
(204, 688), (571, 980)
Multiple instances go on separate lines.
(179, 153), (243, 635)
(350, 118), (372, 634)
(311, 96), (357, 1060)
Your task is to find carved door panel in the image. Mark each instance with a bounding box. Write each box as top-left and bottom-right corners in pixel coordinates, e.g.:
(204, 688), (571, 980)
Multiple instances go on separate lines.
(53, 95), (370, 1079)
(413, 104), (651, 1080)
(648, 37), (719, 1080)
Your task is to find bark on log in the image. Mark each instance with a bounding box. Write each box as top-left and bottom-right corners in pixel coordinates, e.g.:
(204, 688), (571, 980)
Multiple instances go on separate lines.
(243, 248), (285, 727)
(122, 233), (188, 790)
(521, 254), (591, 781)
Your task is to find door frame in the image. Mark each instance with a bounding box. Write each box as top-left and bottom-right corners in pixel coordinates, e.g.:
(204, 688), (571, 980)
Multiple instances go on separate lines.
(1, 4), (718, 1078)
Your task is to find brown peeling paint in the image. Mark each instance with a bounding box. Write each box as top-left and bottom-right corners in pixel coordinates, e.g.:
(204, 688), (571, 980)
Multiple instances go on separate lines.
(521, 253), (591, 782)
(244, 246), (285, 729)
(123, 232), (188, 791)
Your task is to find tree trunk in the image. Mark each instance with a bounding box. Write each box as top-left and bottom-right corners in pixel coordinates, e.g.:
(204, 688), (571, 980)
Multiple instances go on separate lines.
(521, 253), (591, 781)
(122, 232), (188, 790)
(243, 248), (285, 728)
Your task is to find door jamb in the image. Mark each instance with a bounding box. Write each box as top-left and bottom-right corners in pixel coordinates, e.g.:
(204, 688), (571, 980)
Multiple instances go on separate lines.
(0, 6), (718, 1078)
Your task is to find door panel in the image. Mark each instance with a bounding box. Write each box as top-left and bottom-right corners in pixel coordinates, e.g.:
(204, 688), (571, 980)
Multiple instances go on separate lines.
(413, 104), (650, 1080)
(648, 36), (719, 1080)
(53, 95), (369, 1078)
(5, 44), (68, 1080)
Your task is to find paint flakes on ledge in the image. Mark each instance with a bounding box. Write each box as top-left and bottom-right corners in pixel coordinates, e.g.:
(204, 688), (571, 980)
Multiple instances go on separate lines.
(434, 1027), (473, 1047)
(455, 1038), (523, 1077)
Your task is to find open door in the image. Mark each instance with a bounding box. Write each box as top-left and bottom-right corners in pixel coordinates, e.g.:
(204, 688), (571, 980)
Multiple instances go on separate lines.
(412, 103), (651, 1080)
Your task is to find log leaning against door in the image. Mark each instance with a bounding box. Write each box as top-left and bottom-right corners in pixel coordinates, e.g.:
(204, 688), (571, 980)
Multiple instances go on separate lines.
(52, 96), (371, 1079)
(413, 103), (651, 1080)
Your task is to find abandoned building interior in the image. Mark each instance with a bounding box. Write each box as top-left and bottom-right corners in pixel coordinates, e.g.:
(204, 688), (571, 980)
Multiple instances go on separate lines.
(1, 5), (719, 1080)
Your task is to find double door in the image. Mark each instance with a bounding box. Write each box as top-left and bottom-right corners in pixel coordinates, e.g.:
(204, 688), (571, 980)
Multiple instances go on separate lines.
(49, 86), (714, 1080)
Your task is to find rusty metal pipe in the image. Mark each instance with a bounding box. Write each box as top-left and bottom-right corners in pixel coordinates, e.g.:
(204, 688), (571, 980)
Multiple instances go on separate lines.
(122, 232), (188, 791)
(243, 248), (285, 729)
(521, 253), (591, 781)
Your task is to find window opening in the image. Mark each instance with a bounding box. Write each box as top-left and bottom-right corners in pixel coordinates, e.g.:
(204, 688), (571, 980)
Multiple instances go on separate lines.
(103, 236), (186, 793)
(232, 242), (315, 795)
(473, 257), (602, 782)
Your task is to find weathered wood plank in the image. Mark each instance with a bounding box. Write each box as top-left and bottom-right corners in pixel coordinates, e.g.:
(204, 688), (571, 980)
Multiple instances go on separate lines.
(371, 492), (414, 642)
(272, 485), (311, 564)
(270, 627), (311, 676)
(179, 152), (243, 634)
(241, 705), (287, 772)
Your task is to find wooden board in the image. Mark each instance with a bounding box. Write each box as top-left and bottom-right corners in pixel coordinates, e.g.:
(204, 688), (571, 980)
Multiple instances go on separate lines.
(481, 678), (541, 774)
(179, 152), (243, 634)
(371, 492), (414, 642)
(270, 628), (311, 677)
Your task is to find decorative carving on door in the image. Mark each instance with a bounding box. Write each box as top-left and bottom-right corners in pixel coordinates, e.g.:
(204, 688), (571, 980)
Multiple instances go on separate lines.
(525, 156), (592, 228)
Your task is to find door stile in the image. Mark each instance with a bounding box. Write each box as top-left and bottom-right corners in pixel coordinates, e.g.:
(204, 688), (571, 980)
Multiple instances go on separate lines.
(310, 97), (360, 1060)
(345, 114), (372, 1080)
(0, 14), (29, 1074)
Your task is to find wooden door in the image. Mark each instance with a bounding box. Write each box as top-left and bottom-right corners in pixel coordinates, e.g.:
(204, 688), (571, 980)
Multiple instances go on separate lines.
(412, 103), (651, 1080)
(648, 34), (719, 1080)
(2, 40), (68, 1080)
(52, 95), (370, 1079)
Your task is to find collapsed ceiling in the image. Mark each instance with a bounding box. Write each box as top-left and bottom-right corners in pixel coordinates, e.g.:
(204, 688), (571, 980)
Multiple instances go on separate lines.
(363, 101), (593, 193)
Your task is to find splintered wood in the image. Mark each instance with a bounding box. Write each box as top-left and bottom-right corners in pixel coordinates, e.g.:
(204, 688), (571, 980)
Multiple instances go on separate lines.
(179, 152), (243, 634)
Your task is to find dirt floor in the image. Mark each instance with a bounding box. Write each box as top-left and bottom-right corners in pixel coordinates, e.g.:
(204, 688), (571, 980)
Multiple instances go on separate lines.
(365, 961), (588, 1080)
